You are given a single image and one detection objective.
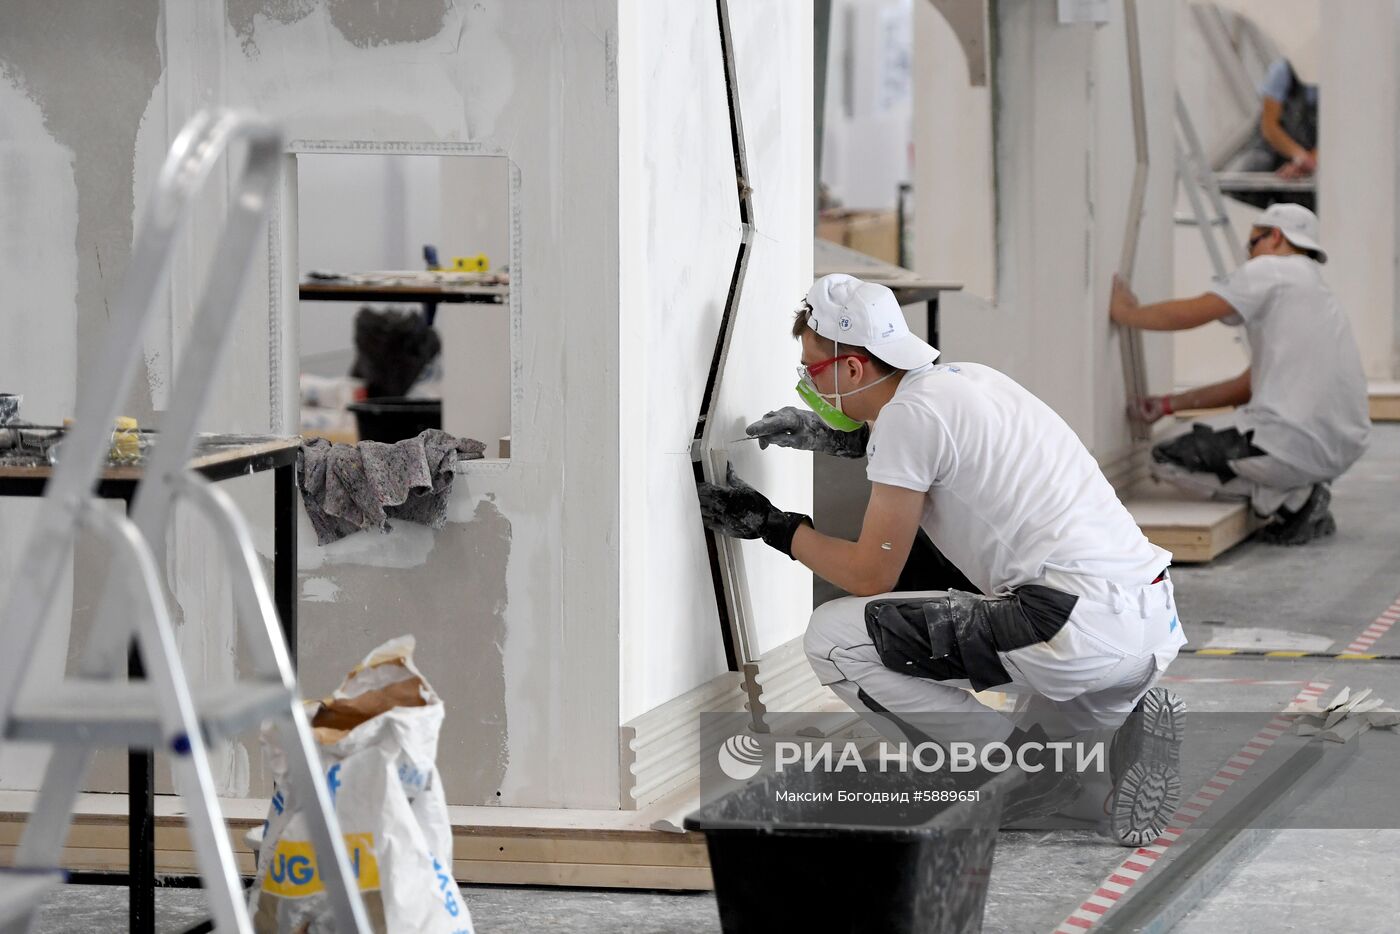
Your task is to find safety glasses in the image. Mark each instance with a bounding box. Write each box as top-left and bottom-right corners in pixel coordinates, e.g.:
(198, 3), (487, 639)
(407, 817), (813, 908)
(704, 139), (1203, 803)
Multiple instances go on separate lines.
(798, 353), (868, 386)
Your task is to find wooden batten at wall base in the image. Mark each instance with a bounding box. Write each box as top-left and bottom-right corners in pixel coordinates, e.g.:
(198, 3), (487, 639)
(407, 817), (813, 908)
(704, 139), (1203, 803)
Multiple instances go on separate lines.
(0, 791), (263, 879)
(1123, 481), (1260, 563)
(1368, 382), (1400, 421)
(0, 791), (714, 892)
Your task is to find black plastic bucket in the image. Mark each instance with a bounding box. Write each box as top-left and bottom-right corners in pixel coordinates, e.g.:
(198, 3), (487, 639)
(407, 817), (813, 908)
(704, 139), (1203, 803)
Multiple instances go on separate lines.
(684, 767), (1014, 933)
(347, 397), (441, 443)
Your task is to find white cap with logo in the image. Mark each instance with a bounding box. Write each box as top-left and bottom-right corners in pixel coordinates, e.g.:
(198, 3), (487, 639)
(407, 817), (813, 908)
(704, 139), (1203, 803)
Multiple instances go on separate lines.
(1257, 202), (1327, 264)
(804, 274), (940, 370)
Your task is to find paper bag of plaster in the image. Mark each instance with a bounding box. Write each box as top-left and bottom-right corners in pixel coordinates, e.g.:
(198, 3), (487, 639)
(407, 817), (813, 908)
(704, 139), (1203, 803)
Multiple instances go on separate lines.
(248, 635), (473, 934)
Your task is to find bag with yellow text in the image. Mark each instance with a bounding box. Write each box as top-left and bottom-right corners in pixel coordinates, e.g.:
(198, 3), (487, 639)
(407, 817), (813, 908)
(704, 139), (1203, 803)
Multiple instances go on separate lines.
(248, 636), (473, 934)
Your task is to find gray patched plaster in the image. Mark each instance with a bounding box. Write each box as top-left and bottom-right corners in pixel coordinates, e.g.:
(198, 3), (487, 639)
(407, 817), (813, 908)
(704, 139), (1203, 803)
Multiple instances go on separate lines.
(226, 0), (319, 54)
(295, 497), (511, 803)
(0, 0), (162, 420)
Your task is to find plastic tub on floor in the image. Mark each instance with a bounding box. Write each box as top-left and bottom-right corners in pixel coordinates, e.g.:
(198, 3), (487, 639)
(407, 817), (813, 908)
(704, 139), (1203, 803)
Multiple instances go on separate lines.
(684, 767), (1016, 934)
(347, 397), (441, 443)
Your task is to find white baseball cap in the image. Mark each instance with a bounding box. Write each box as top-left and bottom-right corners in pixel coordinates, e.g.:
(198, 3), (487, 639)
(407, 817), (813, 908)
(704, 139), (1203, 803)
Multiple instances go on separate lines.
(804, 274), (940, 370)
(1257, 202), (1326, 264)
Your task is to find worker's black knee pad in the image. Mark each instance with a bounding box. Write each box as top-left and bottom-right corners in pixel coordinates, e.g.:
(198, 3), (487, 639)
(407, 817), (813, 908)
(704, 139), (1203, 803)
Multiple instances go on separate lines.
(1152, 424), (1265, 483)
(864, 586), (1078, 692)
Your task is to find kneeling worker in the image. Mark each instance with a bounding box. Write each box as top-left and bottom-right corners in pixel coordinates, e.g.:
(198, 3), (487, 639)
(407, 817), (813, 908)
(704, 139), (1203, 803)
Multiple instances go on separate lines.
(1109, 203), (1369, 544)
(698, 274), (1186, 846)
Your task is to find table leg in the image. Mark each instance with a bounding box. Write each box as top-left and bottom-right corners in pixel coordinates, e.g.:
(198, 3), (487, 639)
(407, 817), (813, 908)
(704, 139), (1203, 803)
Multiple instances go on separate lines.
(126, 496), (156, 934)
(274, 462), (297, 671)
(927, 294), (940, 352)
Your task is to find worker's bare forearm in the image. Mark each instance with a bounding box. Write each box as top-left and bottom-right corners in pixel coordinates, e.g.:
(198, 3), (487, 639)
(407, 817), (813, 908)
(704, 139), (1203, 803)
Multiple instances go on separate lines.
(1260, 101), (1307, 162)
(1261, 121), (1307, 162)
(1170, 370), (1251, 412)
(1119, 299), (1212, 331)
(790, 524), (897, 597)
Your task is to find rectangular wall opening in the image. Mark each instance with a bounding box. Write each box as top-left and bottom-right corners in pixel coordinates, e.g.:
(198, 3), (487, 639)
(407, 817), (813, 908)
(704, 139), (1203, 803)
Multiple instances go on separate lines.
(292, 150), (513, 458)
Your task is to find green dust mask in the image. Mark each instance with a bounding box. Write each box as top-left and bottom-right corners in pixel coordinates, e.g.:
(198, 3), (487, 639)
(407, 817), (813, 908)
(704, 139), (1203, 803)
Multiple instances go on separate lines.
(795, 380), (864, 431)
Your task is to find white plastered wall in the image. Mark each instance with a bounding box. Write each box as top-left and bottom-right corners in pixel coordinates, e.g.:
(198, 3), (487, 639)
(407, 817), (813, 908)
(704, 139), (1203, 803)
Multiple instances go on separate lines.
(617, 0), (814, 722)
(2, 0), (816, 809)
(914, 0), (1176, 469)
(0, 62), (81, 790)
(822, 0), (914, 210)
(0, 0), (623, 808)
(1318, 0), (1400, 381)
(911, 1), (994, 299)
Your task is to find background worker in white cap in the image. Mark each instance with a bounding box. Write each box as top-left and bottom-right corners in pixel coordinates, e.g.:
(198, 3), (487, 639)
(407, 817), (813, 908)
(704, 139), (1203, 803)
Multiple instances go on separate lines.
(697, 273), (1187, 847)
(1110, 202), (1369, 545)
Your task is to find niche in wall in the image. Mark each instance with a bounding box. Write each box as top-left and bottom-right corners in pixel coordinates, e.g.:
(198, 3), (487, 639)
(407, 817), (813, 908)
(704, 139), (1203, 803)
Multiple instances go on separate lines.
(291, 150), (514, 458)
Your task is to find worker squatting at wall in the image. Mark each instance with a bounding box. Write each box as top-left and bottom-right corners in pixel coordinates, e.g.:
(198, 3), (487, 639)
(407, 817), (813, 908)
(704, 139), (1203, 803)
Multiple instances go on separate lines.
(697, 273), (1188, 847)
(1110, 202), (1370, 545)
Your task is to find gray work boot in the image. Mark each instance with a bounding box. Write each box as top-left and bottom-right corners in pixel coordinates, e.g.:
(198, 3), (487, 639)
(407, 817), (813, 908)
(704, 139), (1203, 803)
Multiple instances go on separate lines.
(1106, 688), (1185, 847)
(998, 724), (1083, 827)
(1258, 484), (1336, 545)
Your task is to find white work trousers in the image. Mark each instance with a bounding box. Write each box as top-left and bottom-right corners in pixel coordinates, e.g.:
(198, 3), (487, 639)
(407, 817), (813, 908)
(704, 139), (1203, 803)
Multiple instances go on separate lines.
(1153, 413), (1324, 516)
(804, 572), (1185, 745)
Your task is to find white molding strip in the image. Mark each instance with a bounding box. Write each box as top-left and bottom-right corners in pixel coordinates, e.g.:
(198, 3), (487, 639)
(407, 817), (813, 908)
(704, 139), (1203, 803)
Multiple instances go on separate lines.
(619, 636), (836, 810)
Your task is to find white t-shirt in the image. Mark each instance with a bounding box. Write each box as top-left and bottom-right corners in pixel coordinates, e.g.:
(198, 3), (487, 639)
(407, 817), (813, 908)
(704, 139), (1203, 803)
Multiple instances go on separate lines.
(865, 362), (1169, 596)
(1210, 255), (1370, 478)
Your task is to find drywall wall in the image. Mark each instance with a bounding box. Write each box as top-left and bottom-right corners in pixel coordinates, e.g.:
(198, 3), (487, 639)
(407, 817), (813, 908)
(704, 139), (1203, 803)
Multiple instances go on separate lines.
(0, 0), (623, 809)
(1, 0), (815, 809)
(438, 156), (513, 452)
(723, 0), (816, 656)
(231, 0), (622, 808)
(914, 0), (1176, 471)
(1319, 0), (1399, 381)
(911, 0), (995, 299)
(0, 68), (82, 790)
(821, 0), (913, 210)
(0, 0), (173, 796)
(616, 0), (814, 722)
(617, 0), (739, 722)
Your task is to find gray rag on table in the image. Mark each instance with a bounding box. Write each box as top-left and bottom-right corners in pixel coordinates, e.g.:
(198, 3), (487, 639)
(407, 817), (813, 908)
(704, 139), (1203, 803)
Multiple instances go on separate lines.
(298, 429), (485, 545)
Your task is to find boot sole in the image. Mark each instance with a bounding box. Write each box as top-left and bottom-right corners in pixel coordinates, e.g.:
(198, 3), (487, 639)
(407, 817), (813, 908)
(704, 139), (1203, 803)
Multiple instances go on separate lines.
(1109, 688), (1185, 847)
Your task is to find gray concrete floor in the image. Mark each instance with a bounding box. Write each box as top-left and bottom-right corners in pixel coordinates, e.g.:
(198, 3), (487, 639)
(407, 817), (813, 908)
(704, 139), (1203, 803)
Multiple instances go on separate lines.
(31, 426), (1400, 932)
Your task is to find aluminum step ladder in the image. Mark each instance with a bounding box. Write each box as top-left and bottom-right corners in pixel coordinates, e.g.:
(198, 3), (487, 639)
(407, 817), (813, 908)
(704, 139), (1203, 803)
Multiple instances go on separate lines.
(1175, 92), (1247, 281)
(0, 110), (369, 934)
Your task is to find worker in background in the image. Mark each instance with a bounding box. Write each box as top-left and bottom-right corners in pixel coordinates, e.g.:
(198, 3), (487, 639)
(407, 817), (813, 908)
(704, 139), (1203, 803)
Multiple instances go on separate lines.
(697, 274), (1187, 847)
(1110, 202), (1368, 545)
(1237, 56), (1318, 209)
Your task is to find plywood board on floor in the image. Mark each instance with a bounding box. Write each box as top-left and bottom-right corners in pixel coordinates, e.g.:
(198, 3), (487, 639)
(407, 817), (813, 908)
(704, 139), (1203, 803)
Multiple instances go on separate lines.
(1369, 381), (1400, 421)
(1123, 483), (1259, 562)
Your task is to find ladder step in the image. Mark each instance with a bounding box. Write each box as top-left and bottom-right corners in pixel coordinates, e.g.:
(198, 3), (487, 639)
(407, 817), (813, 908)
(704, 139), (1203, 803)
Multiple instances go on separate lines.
(0, 869), (64, 927)
(7, 681), (293, 749)
(1173, 212), (1229, 226)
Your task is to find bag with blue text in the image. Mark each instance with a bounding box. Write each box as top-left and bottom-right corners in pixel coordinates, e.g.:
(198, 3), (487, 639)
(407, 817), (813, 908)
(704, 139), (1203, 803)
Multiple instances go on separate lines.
(249, 636), (473, 933)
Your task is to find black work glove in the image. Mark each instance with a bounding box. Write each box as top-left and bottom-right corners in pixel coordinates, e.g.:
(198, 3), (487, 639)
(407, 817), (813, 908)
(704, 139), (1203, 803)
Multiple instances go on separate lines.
(697, 465), (811, 558)
(745, 406), (869, 458)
